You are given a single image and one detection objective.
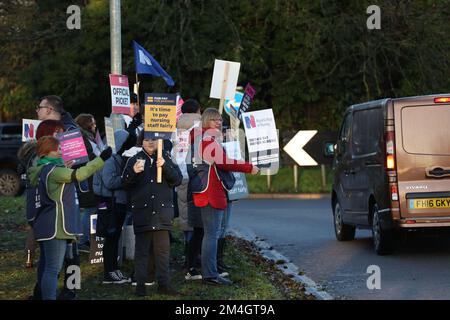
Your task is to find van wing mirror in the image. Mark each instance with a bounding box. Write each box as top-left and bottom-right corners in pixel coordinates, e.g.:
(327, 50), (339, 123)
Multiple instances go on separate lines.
(324, 142), (336, 158)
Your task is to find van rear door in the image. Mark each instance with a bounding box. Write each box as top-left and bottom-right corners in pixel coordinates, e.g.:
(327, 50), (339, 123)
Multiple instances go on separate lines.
(395, 96), (450, 219)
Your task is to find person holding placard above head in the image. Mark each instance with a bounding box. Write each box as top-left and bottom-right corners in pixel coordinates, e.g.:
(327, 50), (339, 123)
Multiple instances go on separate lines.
(122, 132), (182, 297)
(187, 108), (259, 286)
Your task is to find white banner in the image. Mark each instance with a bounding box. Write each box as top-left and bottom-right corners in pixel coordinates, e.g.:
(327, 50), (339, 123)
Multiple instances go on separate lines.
(22, 119), (42, 142)
(242, 109), (279, 153)
(209, 59), (241, 100)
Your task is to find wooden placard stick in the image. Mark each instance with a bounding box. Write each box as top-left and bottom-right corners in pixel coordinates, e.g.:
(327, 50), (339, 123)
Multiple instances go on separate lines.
(135, 73), (140, 112)
(157, 139), (163, 183)
(218, 62), (230, 115)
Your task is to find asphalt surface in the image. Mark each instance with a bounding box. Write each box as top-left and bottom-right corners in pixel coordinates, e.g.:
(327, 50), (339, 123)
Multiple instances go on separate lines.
(230, 198), (450, 300)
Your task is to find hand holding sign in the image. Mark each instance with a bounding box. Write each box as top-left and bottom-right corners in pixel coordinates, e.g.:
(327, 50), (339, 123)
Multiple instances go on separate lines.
(144, 93), (178, 183)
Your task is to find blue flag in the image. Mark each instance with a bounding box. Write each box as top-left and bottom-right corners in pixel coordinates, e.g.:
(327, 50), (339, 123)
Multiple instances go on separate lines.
(133, 40), (175, 87)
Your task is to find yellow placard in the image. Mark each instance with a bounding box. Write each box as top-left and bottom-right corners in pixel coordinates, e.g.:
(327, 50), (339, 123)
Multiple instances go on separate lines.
(144, 94), (177, 133)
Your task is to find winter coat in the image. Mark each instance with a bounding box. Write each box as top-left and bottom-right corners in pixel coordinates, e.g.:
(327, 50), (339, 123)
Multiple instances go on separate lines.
(188, 127), (253, 210)
(28, 157), (104, 241)
(93, 130), (129, 204)
(171, 112), (201, 231)
(93, 154), (127, 204)
(60, 111), (78, 131)
(122, 149), (182, 234)
(17, 141), (38, 189)
(75, 128), (99, 208)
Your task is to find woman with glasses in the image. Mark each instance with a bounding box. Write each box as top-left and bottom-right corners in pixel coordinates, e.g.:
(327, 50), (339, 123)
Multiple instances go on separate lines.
(188, 108), (259, 285)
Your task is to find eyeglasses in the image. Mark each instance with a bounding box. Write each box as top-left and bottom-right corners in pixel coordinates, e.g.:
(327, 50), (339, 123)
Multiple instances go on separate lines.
(35, 105), (50, 111)
(210, 118), (223, 122)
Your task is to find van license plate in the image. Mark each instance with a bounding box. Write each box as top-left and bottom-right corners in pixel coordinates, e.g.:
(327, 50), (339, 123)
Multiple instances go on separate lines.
(409, 198), (450, 209)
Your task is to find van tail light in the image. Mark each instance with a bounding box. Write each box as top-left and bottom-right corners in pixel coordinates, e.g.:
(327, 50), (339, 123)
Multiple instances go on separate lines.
(434, 97), (450, 103)
(386, 131), (396, 170)
(391, 184), (399, 201)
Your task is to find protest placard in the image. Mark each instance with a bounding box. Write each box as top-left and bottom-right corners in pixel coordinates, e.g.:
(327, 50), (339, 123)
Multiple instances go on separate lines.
(57, 129), (89, 165)
(110, 74), (131, 115)
(144, 93), (177, 139)
(223, 141), (249, 200)
(237, 83), (256, 120)
(110, 113), (126, 132)
(209, 59), (241, 114)
(242, 109), (279, 170)
(22, 119), (42, 142)
(104, 117), (116, 153)
(224, 91), (243, 119)
(89, 214), (104, 265)
(144, 93), (178, 183)
(176, 94), (184, 121)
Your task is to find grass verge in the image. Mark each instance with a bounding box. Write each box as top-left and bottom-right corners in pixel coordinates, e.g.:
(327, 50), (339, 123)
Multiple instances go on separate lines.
(246, 165), (333, 194)
(0, 196), (310, 300)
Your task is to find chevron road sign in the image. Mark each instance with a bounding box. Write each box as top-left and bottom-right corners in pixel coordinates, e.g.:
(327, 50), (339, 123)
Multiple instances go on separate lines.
(283, 130), (318, 166)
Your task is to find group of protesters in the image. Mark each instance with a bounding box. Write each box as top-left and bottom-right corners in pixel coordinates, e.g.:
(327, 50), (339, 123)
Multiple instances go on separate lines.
(19, 94), (259, 299)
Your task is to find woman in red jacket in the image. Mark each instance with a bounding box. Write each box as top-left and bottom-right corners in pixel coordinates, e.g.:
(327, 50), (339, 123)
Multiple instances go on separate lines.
(188, 108), (259, 285)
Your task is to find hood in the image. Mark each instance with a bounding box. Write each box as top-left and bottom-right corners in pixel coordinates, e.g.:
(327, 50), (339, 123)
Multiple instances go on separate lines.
(28, 165), (44, 187)
(177, 113), (201, 130)
(114, 129), (129, 153)
(17, 141), (37, 162)
(122, 146), (142, 158)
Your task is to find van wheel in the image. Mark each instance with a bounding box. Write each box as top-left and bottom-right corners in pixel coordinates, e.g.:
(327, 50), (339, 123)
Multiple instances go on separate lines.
(0, 169), (21, 197)
(333, 201), (355, 241)
(372, 204), (395, 255)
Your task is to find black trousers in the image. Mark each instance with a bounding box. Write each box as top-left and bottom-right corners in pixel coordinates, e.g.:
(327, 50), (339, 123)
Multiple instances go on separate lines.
(103, 203), (127, 275)
(187, 227), (204, 269)
(134, 230), (170, 287)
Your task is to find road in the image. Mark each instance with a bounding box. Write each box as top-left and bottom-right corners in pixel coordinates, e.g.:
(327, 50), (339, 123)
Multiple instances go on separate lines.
(230, 198), (450, 300)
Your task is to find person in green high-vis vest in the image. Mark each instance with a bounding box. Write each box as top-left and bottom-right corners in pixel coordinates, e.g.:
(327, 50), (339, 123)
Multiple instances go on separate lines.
(28, 136), (112, 300)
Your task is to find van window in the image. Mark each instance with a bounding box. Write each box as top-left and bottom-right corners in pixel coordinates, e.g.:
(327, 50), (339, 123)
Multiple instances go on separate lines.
(0, 125), (22, 141)
(352, 108), (382, 155)
(339, 114), (351, 141)
(402, 104), (450, 155)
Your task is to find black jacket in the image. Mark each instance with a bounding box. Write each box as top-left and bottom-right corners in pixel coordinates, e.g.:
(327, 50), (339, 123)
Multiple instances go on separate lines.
(122, 149), (182, 233)
(74, 129), (98, 208)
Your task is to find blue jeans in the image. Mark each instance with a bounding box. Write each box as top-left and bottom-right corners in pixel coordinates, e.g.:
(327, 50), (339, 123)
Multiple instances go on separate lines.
(184, 231), (193, 245)
(80, 207), (97, 245)
(39, 239), (67, 300)
(200, 205), (224, 279)
(219, 202), (233, 238)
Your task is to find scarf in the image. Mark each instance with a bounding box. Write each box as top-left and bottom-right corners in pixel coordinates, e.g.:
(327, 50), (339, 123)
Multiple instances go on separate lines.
(37, 156), (65, 167)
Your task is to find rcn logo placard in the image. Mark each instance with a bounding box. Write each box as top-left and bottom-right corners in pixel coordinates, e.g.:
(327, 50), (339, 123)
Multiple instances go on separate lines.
(22, 119), (42, 142)
(244, 115), (256, 129)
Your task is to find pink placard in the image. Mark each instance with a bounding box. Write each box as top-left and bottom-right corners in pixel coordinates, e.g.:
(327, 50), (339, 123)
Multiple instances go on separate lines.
(110, 74), (131, 115)
(176, 96), (184, 121)
(57, 129), (89, 165)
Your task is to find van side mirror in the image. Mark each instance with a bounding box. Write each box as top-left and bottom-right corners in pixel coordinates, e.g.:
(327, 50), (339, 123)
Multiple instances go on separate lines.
(324, 142), (336, 158)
